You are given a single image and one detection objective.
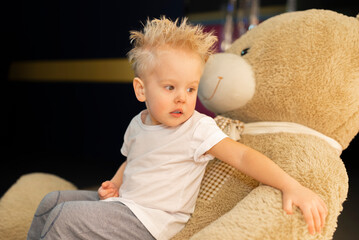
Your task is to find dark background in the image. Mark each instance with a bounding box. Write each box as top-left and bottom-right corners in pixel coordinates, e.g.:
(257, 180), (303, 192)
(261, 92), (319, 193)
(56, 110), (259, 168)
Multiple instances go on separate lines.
(1, 0), (185, 193)
(1, 0), (358, 239)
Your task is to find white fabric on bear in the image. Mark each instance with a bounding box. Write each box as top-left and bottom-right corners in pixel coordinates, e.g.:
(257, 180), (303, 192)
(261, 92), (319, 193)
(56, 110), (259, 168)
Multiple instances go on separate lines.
(242, 121), (342, 154)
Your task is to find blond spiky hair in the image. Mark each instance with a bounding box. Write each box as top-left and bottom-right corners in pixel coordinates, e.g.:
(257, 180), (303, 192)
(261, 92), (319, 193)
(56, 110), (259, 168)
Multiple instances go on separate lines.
(127, 16), (218, 76)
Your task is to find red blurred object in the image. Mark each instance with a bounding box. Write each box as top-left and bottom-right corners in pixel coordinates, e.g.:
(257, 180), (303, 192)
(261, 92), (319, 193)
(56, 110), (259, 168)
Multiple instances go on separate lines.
(195, 96), (215, 118)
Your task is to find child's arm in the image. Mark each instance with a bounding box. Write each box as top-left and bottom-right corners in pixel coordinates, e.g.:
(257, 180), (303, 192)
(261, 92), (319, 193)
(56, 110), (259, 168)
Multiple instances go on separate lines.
(98, 161), (127, 200)
(110, 160), (127, 187)
(207, 138), (328, 235)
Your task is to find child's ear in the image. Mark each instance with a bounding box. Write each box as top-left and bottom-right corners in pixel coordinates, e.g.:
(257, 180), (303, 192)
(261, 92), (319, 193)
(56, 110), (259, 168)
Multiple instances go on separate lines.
(133, 77), (146, 102)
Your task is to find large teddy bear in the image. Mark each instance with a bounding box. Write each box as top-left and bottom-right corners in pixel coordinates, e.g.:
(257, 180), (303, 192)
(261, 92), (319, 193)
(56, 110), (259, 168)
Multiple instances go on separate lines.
(173, 9), (359, 240)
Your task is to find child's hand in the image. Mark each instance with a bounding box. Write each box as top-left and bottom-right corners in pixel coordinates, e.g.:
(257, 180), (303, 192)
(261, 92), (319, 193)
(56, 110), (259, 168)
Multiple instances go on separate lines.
(282, 183), (328, 235)
(98, 181), (119, 200)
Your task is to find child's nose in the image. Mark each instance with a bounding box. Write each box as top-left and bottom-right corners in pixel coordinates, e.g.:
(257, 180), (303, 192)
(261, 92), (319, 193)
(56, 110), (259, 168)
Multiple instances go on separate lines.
(175, 90), (186, 103)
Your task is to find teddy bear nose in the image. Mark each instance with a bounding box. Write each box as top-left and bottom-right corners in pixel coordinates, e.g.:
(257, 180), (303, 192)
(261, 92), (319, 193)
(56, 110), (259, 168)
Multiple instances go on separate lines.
(198, 53), (256, 114)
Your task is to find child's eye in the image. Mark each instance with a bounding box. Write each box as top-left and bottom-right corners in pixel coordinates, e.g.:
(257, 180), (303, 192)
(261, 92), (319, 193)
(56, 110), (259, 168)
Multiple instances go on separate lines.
(165, 86), (174, 91)
(187, 88), (196, 93)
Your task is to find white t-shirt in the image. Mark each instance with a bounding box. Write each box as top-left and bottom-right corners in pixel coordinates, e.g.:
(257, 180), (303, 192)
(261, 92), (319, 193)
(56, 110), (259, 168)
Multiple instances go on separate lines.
(105, 110), (228, 240)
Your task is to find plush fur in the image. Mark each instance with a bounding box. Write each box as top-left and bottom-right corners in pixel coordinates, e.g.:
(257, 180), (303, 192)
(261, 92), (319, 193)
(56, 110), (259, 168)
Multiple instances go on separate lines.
(0, 173), (76, 240)
(173, 9), (359, 240)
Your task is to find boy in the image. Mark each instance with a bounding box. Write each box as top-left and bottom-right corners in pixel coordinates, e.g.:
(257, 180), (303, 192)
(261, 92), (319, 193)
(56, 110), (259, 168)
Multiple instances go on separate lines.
(28, 17), (327, 240)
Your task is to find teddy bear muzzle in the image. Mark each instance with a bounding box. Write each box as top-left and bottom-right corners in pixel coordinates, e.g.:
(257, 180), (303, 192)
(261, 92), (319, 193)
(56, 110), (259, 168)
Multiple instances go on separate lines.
(198, 53), (256, 114)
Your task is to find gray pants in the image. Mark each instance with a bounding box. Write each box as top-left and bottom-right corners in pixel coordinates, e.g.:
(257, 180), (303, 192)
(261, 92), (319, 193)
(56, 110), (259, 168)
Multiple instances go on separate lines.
(27, 190), (155, 240)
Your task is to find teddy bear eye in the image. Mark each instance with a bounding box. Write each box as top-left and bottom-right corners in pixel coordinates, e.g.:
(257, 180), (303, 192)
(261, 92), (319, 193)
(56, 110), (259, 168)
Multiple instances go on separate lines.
(241, 48), (250, 56)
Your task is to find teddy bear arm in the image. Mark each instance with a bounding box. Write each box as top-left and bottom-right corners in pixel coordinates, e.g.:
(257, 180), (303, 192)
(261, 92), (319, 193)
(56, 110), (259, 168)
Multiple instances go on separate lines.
(238, 133), (349, 237)
(190, 184), (327, 240)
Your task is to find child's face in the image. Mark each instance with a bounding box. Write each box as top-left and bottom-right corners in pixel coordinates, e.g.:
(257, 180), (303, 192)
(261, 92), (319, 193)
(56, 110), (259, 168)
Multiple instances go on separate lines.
(134, 47), (204, 127)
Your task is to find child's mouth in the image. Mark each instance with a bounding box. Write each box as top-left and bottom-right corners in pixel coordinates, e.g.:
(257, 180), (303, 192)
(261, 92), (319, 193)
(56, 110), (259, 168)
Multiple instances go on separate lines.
(170, 110), (183, 117)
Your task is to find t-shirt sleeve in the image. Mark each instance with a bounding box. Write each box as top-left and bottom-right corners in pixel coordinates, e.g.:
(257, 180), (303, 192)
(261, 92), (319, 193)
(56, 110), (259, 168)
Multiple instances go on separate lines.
(191, 116), (228, 162)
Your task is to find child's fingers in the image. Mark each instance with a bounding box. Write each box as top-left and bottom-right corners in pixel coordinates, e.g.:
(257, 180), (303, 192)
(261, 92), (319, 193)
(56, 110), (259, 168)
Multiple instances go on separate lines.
(319, 202), (327, 228)
(311, 207), (322, 234)
(103, 191), (113, 199)
(283, 198), (293, 214)
(101, 181), (108, 188)
(114, 191), (119, 197)
(98, 190), (105, 199)
(101, 181), (111, 189)
(99, 186), (111, 195)
(302, 207), (315, 235)
(99, 188), (115, 200)
(98, 188), (106, 197)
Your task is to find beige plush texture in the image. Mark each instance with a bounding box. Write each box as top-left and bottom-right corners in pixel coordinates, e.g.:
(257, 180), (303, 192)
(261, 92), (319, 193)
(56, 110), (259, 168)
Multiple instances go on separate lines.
(0, 173), (77, 240)
(173, 9), (359, 240)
